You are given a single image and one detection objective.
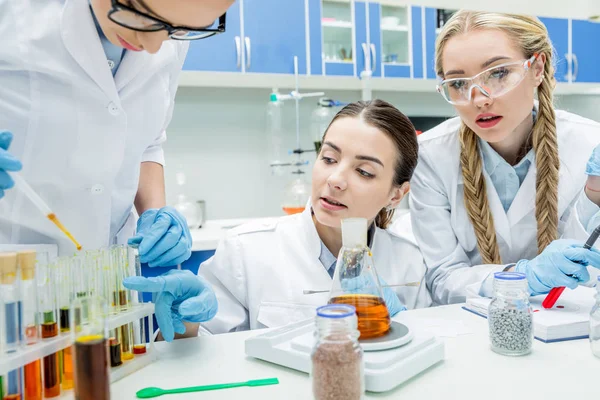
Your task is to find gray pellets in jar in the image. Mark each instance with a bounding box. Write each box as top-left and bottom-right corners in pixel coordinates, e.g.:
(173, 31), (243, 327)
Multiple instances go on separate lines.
(488, 308), (533, 354)
(311, 340), (363, 400)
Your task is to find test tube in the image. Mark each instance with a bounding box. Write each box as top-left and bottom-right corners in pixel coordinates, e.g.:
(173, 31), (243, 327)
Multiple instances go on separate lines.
(71, 296), (110, 400)
(114, 246), (134, 361)
(113, 246), (130, 313)
(128, 245), (147, 355)
(0, 252), (23, 400)
(38, 260), (60, 398)
(102, 248), (118, 316)
(18, 250), (42, 400)
(109, 328), (123, 368)
(57, 257), (74, 390)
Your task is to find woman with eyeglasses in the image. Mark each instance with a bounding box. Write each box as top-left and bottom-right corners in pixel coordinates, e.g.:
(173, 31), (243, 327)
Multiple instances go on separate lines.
(396, 10), (600, 305)
(123, 100), (432, 340)
(0, 0), (231, 270)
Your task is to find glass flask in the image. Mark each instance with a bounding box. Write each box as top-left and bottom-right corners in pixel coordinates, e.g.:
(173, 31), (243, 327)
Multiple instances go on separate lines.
(282, 176), (310, 215)
(327, 218), (390, 339)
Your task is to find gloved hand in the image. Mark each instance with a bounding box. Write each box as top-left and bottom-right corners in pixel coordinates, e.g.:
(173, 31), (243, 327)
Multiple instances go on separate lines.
(586, 144), (600, 177)
(514, 239), (600, 296)
(341, 275), (407, 317)
(123, 269), (217, 342)
(0, 131), (23, 199)
(128, 206), (192, 267)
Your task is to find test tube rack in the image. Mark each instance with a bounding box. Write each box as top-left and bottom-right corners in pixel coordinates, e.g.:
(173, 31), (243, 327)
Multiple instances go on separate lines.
(0, 302), (156, 393)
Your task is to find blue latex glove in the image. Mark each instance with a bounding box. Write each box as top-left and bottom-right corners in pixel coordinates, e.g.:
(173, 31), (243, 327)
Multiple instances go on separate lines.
(585, 145), (600, 176)
(341, 275), (407, 317)
(123, 269), (217, 342)
(0, 131), (23, 199)
(128, 206), (192, 267)
(514, 239), (600, 296)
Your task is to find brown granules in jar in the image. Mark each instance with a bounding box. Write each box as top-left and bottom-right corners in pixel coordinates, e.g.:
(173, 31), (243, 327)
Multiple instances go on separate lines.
(312, 337), (363, 400)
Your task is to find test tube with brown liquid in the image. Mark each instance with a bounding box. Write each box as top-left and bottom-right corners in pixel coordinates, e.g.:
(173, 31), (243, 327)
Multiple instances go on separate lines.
(128, 245), (147, 355)
(114, 246), (134, 361)
(38, 260), (60, 398)
(71, 296), (110, 400)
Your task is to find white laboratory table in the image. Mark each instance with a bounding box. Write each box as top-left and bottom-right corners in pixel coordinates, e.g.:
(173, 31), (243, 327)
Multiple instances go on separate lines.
(112, 304), (598, 399)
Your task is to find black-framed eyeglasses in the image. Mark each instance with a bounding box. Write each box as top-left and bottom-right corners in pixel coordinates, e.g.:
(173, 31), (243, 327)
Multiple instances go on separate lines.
(108, 0), (226, 41)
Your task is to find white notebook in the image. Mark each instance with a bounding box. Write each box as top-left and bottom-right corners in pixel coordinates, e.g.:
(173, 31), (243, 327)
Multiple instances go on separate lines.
(464, 286), (597, 343)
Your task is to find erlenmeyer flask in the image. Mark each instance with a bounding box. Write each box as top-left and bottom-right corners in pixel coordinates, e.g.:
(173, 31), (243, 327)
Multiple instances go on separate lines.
(327, 218), (391, 339)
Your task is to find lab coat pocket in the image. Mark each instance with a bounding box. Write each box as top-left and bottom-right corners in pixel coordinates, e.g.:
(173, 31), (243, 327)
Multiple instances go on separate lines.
(256, 302), (318, 329)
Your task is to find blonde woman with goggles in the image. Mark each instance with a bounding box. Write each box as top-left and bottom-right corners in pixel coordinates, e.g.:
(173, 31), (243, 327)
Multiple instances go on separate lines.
(396, 11), (600, 305)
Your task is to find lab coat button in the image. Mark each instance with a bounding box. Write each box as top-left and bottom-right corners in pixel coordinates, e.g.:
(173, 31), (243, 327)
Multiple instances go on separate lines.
(108, 60), (115, 69)
(91, 184), (105, 194)
(108, 102), (120, 115)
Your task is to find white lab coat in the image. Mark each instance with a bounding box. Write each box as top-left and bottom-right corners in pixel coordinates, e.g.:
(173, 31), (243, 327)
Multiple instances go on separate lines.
(0, 0), (188, 253)
(398, 110), (600, 305)
(199, 207), (432, 334)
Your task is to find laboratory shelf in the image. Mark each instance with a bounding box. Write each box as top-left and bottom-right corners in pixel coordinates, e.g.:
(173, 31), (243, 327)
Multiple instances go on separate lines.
(0, 303), (155, 376)
(382, 25), (409, 32)
(322, 20), (353, 29)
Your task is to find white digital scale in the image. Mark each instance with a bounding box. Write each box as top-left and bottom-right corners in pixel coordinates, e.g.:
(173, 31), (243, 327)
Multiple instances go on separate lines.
(245, 319), (445, 393)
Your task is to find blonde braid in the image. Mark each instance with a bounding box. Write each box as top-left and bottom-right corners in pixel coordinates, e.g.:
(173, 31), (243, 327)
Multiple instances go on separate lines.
(459, 125), (502, 264)
(533, 62), (559, 252)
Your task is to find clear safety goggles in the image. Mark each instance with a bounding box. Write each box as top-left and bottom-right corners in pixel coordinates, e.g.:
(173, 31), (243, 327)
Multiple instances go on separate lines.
(436, 54), (539, 106)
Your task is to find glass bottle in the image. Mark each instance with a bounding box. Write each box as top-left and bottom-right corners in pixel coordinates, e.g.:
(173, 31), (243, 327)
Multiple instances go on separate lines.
(327, 218), (390, 339)
(488, 272), (533, 356)
(71, 296), (110, 400)
(311, 304), (364, 400)
(590, 276), (600, 358)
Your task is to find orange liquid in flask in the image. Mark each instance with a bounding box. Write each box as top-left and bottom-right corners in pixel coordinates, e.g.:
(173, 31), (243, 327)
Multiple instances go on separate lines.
(328, 294), (391, 339)
(282, 206), (305, 215)
(47, 213), (82, 251)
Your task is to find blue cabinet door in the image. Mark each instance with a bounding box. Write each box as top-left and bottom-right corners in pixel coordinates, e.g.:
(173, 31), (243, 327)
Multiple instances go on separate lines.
(424, 7), (437, 79)
(368, 2), (382, 78)
(308, 0), (323, 75)
(243, 0), (307, 74)
(355, 1), (368, 76)
(571, 19), (600, 83)
(182, 1), (242, 72)
(411, 6), (424, 79)
(539, 17), (569, 83)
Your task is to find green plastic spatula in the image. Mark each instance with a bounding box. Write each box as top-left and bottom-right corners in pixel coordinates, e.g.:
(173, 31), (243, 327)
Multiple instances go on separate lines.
(136, 378), (280, 398)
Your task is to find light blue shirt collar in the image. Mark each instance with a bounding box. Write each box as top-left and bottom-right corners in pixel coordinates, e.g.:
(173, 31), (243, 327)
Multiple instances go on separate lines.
(89, 3), (125, 76)
(479, 139), (535, 177)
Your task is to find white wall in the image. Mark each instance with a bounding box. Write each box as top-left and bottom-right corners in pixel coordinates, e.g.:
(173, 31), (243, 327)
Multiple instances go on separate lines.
(164, 87), (600, 220)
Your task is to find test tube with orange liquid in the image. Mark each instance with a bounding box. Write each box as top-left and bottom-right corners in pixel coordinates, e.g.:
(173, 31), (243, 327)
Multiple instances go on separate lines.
(12, 173), (82, 251)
